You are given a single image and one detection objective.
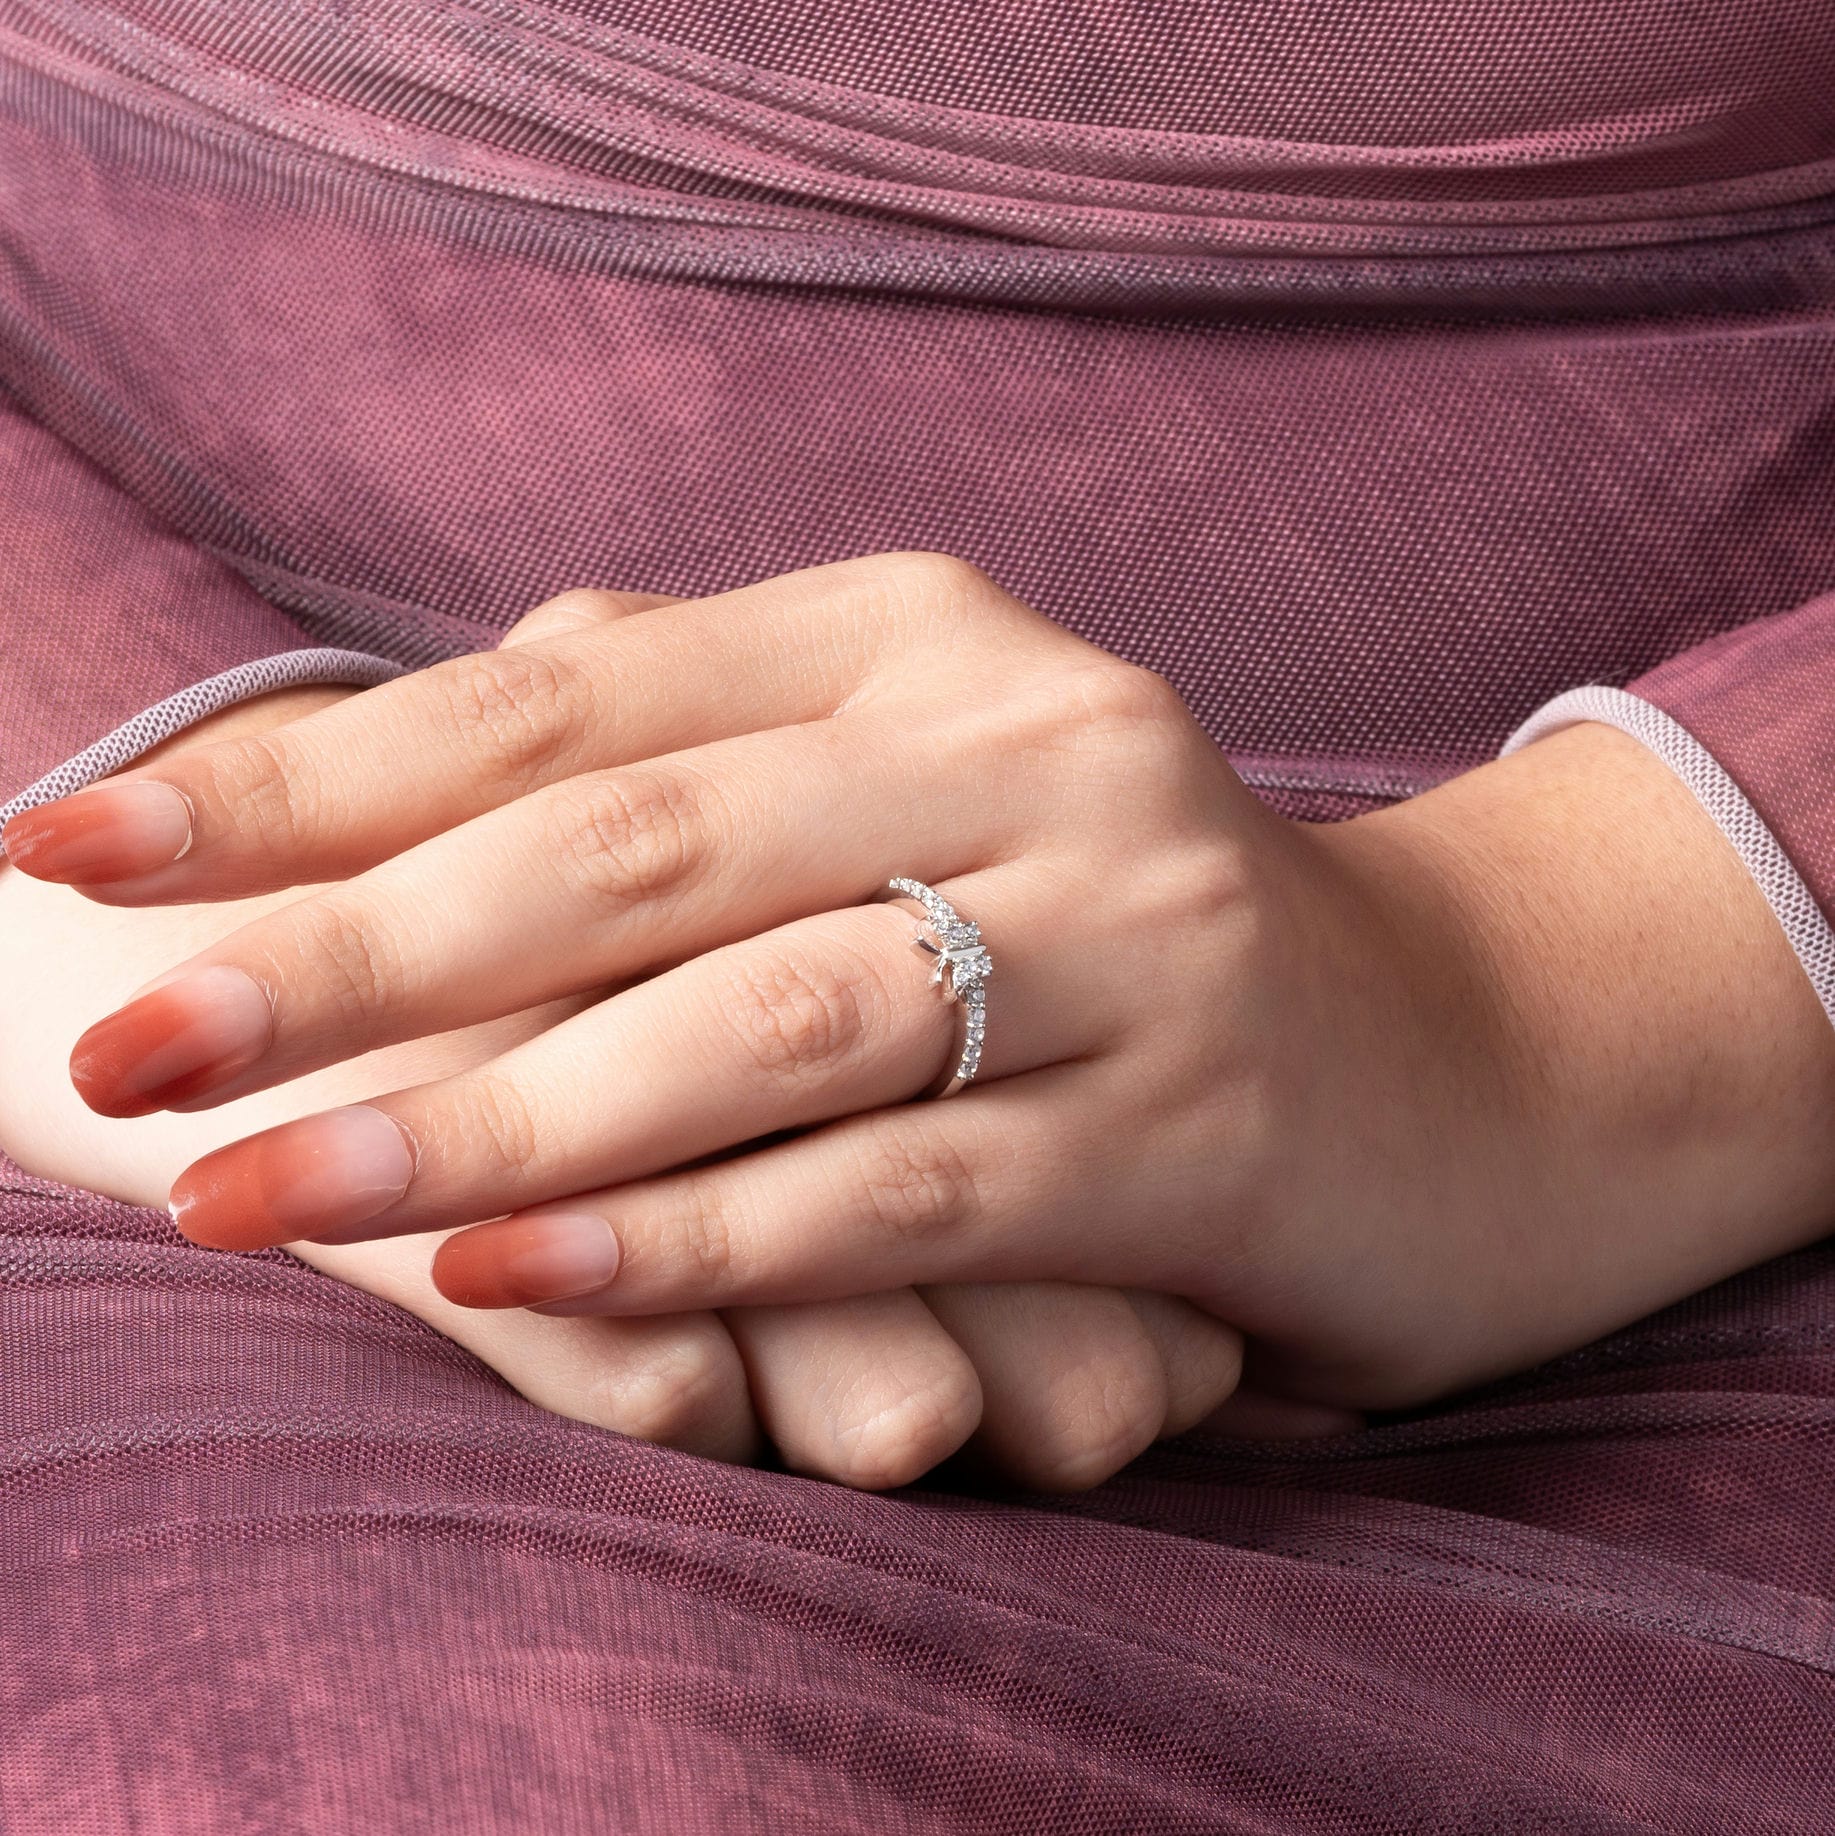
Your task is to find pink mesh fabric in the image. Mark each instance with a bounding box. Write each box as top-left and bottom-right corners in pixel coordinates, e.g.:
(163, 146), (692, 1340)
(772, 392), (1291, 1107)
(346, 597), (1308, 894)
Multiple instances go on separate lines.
(0, 396), (333, 793)
(1629, 591), (1835, 927)
(3, 3), (1835, 1829)
(6, 1), (1835, 818)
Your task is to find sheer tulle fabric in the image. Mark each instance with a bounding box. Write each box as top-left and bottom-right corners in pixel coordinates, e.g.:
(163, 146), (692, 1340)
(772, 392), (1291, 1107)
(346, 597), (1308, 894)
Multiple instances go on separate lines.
(2, 3), (1833, 1827)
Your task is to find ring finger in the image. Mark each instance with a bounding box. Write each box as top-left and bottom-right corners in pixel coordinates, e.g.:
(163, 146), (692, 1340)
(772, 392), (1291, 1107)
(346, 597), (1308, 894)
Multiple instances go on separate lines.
(164, 869), (1095, 1254)
(66, 712), (1028, 1120)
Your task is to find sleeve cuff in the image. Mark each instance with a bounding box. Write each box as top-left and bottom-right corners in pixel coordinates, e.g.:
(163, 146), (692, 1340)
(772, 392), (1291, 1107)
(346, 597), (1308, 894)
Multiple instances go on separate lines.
(1501, 684), (1835, 1027)
(0, 648), (406, 835)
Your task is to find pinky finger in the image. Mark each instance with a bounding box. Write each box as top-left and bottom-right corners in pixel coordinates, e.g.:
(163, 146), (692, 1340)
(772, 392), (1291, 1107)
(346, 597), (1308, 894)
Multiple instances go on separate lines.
(429, 1068), (1108, 1316)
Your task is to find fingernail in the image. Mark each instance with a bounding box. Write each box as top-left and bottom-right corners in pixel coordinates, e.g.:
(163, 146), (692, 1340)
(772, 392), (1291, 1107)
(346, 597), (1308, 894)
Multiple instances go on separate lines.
(168, 1105), (416, 1251)
(70, 965), (273, 1117)
(430, 1212), (621, 1309)
(1, 781), (193, 882)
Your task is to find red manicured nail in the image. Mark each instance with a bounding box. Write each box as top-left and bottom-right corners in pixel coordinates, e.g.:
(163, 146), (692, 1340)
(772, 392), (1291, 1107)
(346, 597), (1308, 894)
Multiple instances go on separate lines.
(70, 966), (273, 1117)
(168, 1105), (416, 1251)
(431, 1213), (621, 1309)
(2, 781), (193, 882)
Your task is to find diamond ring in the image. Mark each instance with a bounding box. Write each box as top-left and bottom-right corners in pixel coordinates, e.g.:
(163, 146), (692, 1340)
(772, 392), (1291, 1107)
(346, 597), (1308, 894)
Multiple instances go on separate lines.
(882, 877), (991, 1099)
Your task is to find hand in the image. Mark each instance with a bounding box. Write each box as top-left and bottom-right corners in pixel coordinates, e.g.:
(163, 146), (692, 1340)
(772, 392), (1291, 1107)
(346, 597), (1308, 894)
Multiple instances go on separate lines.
(13, 552), (1826, 1414)
(0, 619), (1282, 1489)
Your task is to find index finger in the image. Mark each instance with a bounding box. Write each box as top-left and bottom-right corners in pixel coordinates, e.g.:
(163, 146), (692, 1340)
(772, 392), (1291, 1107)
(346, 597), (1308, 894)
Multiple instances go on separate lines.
(0, 552), (959, 903)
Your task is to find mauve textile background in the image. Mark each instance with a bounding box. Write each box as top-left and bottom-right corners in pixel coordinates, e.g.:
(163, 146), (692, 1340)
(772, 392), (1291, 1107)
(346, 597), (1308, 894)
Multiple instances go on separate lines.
(2, 2), (1835, 1829)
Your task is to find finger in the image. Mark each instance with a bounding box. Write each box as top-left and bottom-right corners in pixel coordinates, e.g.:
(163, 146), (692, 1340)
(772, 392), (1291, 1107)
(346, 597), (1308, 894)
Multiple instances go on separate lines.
(0, 554), (977, 901)
(1122, 1291), (1247, 1437)
(719, 1291), (982, 1491)
(292, 1229), (763, 1462)
(496, 589), (681, 648)
(427, 1063), (1132, 1316)
(164, 872), (1093, 1254)
(920, 1283), (1173, 1492)
(67, 712), (1031, 1118)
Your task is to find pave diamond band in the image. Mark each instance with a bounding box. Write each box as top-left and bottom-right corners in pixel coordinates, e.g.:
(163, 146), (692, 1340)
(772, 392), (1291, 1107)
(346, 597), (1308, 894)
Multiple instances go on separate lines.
(883, 877), (990, 1099)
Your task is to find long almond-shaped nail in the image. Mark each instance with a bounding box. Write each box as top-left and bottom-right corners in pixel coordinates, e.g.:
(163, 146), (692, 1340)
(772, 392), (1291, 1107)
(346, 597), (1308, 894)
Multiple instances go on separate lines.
(2, 781), (194, 882)
(168, 1106), (416, 1251)
(431, 1213), (621, 1309)
(70, 965), (273, 1118)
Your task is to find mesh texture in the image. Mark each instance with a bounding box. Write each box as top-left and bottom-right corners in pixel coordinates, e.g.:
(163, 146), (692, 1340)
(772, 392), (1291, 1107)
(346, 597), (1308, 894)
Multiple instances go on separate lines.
(2, 2), (1834, 1829)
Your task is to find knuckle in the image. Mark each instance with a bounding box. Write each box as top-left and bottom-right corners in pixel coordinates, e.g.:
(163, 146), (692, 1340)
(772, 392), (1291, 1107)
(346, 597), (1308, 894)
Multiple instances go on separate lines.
(824, 552), (1032, 685)
(210, 730), (318, 853)
(439, 647), (580, 790)
(826, 1365), (981, 1491)
(548, 769), (702, 916)
(452, 1070), (542, 1180)
(531, 587), (626, 627)
(1014, 1338), (1168, 1492)
(498, 590), (607, 647)
(586, 1334), (740, 1448)
(852, 1113), (980, 1250)
(720, 943), (877, 1092)
(1070, 659), (1193, 733)
(867, 551), (1013, 638)
(1150, 1307), (1245, 1438)
(999, 661), (1191, 766)
(287, 892), (408, 1023)
(664, 1184), (740, 1292)
(878, 548), (994, 601)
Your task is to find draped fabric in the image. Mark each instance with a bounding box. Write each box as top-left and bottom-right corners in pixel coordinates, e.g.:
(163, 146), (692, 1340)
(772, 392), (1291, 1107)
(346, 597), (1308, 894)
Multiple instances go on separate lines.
(2, 3), (1834, 1828)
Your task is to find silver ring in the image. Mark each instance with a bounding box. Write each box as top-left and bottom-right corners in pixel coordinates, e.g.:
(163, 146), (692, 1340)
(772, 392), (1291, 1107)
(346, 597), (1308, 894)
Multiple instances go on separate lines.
(882, 877), (991, 1099)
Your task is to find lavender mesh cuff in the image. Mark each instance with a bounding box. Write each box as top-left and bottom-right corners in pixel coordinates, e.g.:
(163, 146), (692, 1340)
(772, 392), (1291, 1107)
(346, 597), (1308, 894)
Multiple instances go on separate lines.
(0, 648), (405, 841)
(1501, 684), (1835, 1026)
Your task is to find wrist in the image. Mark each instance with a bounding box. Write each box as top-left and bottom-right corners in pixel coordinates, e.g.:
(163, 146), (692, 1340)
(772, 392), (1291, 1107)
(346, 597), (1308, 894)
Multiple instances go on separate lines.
(1324, 721), (1835, 1364)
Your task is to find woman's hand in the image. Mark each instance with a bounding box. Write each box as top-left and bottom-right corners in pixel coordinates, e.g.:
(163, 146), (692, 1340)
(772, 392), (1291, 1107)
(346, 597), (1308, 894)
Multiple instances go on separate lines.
(12, 551), (1831, 1413)
(0, 624), (1267, 1491)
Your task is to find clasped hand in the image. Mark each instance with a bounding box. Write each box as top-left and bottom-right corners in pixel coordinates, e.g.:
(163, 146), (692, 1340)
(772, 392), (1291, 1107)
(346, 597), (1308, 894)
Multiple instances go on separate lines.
(11, 552), (1831, 1486)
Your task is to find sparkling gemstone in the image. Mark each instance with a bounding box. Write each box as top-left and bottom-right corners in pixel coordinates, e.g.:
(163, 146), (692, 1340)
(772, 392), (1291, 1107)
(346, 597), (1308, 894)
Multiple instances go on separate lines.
(947, 946), (993, 986)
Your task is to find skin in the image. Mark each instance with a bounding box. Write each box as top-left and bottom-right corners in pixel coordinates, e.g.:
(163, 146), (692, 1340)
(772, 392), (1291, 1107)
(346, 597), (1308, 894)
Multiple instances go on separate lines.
(0, 591), (1307, 1492)
(6, 551), (1834, 1449)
